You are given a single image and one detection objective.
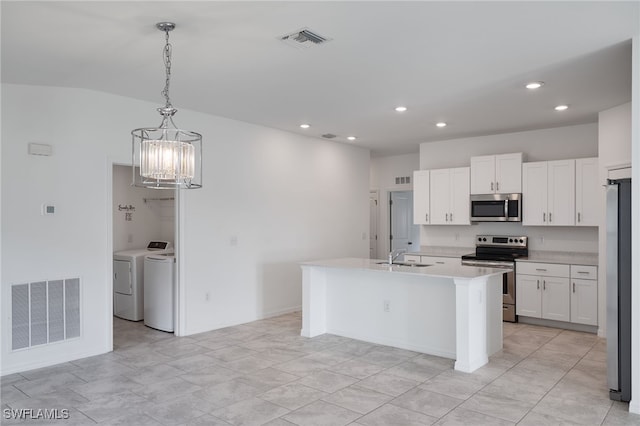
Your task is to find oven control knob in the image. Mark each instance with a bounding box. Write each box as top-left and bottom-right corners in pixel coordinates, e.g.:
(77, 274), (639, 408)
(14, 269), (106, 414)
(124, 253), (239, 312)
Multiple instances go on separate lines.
(482, 238), (487, 242)
(509, 238), (513, 242)
(478, 237), (482, 242)
(519, 239), (523, 243)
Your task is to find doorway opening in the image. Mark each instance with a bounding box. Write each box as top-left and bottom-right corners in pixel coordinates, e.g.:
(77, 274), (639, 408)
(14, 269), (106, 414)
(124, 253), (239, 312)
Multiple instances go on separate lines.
(111, 164), (178, 346)
(389, 190), (420, 260)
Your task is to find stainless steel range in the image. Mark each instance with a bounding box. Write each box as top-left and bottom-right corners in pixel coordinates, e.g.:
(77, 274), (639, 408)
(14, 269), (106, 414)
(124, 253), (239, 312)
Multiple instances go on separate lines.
(461, 235), (528, 322)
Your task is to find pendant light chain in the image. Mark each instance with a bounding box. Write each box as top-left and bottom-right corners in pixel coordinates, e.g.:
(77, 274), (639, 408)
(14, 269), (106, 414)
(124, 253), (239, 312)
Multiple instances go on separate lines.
(161, 29), (173, 109)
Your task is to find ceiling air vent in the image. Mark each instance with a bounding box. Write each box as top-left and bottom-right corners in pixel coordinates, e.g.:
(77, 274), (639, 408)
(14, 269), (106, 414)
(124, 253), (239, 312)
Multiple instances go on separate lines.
(321, 133), (337, 139)
(280, 28), (331, 48)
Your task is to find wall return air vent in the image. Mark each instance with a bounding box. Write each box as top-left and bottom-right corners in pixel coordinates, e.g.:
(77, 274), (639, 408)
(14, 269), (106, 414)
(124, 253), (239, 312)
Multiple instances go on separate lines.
(280, 28), (332, 48)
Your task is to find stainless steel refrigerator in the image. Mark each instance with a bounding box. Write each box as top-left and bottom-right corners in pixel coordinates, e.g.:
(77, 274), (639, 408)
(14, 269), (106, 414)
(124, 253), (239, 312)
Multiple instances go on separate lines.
(607, 177), (631, 402)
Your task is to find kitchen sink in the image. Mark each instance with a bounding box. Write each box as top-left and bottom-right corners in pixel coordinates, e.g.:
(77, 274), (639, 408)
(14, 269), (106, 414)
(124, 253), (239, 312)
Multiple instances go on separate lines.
(375, 261), (432, 268)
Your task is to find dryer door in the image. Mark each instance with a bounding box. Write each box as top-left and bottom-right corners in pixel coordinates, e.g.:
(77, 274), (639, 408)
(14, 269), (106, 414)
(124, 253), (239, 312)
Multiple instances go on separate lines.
(114, 260), (132, 295)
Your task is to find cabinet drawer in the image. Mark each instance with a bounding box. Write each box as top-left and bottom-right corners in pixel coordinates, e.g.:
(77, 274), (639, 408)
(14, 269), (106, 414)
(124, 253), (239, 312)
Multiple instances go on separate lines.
(571, 265), (597, 280)
(517, 262), (569, 277)
(420, 256), (459, 266)
(404, 255), (422, 263)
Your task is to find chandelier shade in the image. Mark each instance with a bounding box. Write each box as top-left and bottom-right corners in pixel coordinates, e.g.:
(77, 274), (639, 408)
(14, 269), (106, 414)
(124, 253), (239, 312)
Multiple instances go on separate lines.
(131, 22), (203, 189)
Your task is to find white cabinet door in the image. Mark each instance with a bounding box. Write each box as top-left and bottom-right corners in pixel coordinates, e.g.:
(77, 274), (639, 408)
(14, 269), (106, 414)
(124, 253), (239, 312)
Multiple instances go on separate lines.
(421, 256), (459, 266)
(571, 278), (598, 325)
(429, 169), (450, 225)
(495, 153), (523, 194)
(413, 170), (430, 225)
(450, 167), (470, 225)
(470, 155), (495, 194)
(547, 160), (575, 226)
(516, 274), (541, 317)
(575, 158), (600, 227)
(542, 276), (570, 321)
(404, 254), (421, 263)
(522, 162), (548, 226)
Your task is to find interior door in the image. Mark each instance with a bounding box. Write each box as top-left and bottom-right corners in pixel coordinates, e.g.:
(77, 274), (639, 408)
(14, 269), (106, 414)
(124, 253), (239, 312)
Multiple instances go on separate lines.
(390, 191), (419, 255)
(369, 191), (378, 259)
(113, 260), (132, 295)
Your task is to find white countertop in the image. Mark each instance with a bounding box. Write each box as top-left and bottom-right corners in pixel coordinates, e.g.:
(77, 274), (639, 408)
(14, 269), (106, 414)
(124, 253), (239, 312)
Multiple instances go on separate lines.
(411, 246), (473, 258)
(301, 257), (508, 279)
(516, 251), (598, 266)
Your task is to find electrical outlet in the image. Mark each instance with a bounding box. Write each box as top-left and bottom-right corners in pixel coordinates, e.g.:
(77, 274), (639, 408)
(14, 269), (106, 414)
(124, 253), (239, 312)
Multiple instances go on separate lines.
(205, 292), (210, 301)
(383, 300), (390, 312)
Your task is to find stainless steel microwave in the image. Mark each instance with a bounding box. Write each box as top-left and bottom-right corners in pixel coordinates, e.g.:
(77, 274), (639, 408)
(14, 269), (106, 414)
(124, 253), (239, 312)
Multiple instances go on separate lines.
(470, 193), (522, 222)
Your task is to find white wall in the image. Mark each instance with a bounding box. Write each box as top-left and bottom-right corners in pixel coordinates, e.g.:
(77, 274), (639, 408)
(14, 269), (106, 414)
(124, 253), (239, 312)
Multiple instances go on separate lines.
(370, 153), (420, 258)
(418, 123), (599, 252)
(179, 118), (370, 335)
(1, 83), (370, 374)
(112, 165), (175, 252)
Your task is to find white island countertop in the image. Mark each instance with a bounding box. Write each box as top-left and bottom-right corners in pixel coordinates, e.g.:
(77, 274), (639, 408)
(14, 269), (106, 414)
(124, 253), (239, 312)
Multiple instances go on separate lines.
(300, 257), (505, 373)
(301, 257), (508, 279)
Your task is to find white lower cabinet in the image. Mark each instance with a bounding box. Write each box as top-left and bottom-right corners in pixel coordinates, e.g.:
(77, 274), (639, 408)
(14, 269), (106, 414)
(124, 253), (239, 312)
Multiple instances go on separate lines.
(516, 262), (570, 322)
(404, 254), (459, 266)
(570, 265), (598, 326)
(517, 261), (597, 326)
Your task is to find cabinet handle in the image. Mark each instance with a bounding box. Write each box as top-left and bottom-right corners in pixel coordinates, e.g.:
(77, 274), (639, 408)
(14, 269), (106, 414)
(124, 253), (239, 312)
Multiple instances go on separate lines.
(537, 280), (540, 290)
(549, 212), (552, 223)
(535, 268), (547, 272)
(577, 271), (589, 274)
(445, 213), (448, 222)
(543, 280), (546, 290)
(543, 212), (546, 222)
(426, 213), (429, 222)
(573, 282), (576, 293)
(450, 213), (453, 222)
(496, 182), (499, 191)
(436, 261), (445, 264)
(578, 212), (581, 223)
(491, 182), (494, 191)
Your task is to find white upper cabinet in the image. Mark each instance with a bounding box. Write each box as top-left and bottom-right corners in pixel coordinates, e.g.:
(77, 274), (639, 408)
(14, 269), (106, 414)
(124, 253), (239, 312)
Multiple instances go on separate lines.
(413, 170), (430, 225)
(470, 155), (495, 194)
(522, 159), (575, 226)
(575, 157), (600, 227)
(522, 161), (548, 226)
(429, 169), (451, 225)
(450, 168), (470, 225)
(470, 153), (522, 194)
(547, 160), (576, 226)
(430, 167), (470, 225)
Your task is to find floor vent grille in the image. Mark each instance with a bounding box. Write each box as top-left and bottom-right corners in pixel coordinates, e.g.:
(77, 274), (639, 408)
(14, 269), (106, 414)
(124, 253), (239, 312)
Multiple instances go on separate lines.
(11, 278), (80, 351)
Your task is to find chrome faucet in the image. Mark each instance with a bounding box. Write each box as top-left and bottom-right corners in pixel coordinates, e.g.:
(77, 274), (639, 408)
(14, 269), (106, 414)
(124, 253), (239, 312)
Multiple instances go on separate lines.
(388, 248), (407, 265)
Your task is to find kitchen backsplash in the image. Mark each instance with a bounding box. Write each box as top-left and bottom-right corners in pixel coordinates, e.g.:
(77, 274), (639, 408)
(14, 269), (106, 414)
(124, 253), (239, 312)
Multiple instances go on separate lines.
(420, 222), (598, 253)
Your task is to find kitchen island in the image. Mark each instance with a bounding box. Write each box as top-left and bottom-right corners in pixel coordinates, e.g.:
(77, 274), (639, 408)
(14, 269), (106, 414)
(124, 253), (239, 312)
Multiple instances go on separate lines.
(300, 258), (507, 373)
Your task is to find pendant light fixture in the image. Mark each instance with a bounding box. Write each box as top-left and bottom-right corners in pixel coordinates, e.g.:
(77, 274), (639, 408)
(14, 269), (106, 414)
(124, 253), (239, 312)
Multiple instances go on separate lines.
(131, 22), (202, 189)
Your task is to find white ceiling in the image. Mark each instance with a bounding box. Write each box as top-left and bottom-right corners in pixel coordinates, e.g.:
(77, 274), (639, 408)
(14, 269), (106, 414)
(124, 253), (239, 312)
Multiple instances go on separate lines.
(2, 1), (638, 156)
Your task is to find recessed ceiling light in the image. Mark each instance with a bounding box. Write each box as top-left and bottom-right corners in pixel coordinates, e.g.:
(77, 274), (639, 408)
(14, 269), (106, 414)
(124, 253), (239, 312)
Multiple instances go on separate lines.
(436, 122), (447, 128)
(525, 81), (544, 90)
(554, 105), (569, 111)
(395, 106), (407, 112)
(347, 136), (357, 141)
(300, 123), (310, 129)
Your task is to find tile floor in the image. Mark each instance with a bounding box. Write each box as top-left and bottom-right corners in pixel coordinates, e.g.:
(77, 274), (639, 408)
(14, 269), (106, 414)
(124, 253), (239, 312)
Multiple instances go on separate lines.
(2, 312), (640, 425)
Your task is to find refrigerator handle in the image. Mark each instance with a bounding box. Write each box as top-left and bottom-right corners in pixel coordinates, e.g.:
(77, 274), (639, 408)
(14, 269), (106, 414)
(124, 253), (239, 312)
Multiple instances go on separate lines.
(606, 182), (619, 393)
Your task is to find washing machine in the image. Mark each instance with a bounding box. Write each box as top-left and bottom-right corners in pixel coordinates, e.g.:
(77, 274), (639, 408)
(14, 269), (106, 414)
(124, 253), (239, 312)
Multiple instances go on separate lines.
(144, 252), (176, 332)
(113, 241), (173, 321)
